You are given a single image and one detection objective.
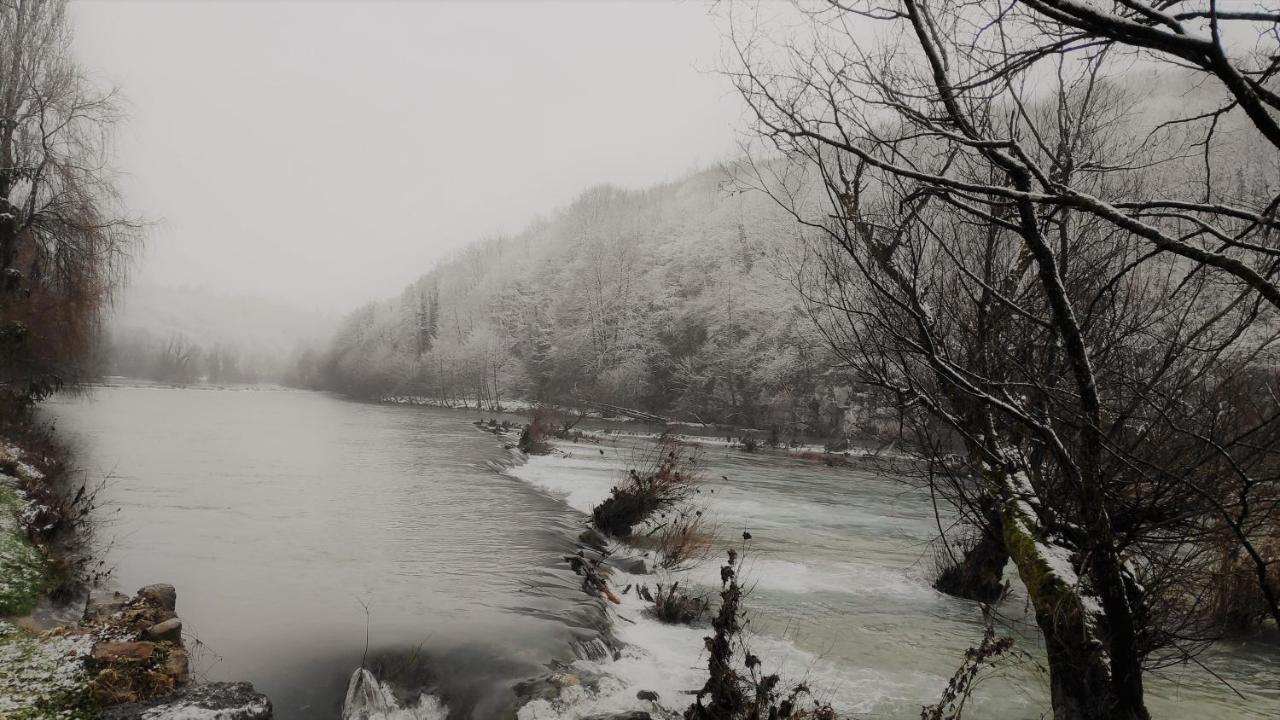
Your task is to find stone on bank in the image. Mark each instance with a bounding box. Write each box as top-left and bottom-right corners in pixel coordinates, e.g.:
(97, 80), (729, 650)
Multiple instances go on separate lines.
(0, 583), (272, 719)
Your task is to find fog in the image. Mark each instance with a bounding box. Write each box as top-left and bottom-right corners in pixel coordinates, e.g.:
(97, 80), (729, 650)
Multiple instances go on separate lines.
(72, 0), (740, 312)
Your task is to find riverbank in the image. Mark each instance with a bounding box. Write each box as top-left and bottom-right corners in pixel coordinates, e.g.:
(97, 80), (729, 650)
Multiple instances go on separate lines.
(0, 429), (273, 719)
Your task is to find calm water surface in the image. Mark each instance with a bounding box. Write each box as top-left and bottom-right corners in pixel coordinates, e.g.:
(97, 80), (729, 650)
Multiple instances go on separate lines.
(44, 386), (594, 718)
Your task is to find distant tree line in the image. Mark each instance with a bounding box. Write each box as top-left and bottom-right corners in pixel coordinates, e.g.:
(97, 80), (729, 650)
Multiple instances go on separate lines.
(96, 328), (288, 386)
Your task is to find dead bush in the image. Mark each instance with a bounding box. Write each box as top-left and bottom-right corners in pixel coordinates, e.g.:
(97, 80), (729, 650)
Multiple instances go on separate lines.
(921, 607), (1026, 720)
(647, 505), (715, 571)
(1204, 544), (1280, 635)
(518, 405), (559, 455)
(592, 437), (699, 538)
(646, 581), (710, 625)
(686, 542), (835, 720)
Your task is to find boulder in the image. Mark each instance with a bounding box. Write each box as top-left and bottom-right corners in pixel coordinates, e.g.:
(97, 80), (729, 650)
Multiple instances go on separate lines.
(93, 641), (156, 664)
(162, 648), (191, 686)
(136, 584), (177, 612)
(143, 618), (183, 643)
(101, 681), (273, 719)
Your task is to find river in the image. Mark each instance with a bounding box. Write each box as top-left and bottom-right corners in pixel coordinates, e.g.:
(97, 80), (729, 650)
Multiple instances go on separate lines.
(42, 386), (1279, 719)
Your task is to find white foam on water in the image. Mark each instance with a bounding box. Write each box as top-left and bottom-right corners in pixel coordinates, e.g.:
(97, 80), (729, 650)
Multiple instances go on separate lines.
(505, 450), (624, 515)
(342, 668), (449, 720)
(683, 557), (937, 601)
(506, 446), (951, 718)
(519, 564), (930, 719)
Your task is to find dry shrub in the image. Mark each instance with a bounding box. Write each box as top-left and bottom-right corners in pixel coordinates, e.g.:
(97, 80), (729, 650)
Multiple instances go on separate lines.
(647, 581), (710, 625)
(592, 437), (699, 538)
(920, 607), (1025, 720)
(651, 506), (715, 571)
(1204, 543), (1280, 635)
(2, 422), (109, 598)
(518, 405), (559, 455)
(686, 544), (835, 720)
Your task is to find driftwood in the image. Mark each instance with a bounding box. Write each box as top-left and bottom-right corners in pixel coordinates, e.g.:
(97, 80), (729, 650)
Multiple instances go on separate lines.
(565, 551), (621, 604)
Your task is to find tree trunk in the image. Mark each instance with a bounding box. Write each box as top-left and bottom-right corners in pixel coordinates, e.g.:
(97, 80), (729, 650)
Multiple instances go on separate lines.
(995, 466), (1131, 720)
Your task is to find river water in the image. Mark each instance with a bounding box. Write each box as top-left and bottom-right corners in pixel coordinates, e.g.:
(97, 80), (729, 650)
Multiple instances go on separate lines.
(42, 386), (1279, 719)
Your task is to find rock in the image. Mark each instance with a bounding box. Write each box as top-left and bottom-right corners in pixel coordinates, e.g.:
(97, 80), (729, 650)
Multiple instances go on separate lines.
(636, 689), (660, 701)
(512, 667), (608, 703)
(143, 618), (183, 643)
(137, 583), (177, 612)
(85, 590), (131, 621)
(551, 672), (580, 687)
(93, 641), (156, 664)
(163, 648), (191, 686)
(102, 681), (273, 719)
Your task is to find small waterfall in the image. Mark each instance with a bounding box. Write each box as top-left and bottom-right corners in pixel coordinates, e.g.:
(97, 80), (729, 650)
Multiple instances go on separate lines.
(342, 667), (448, 720)
(572, 636), (614, 662)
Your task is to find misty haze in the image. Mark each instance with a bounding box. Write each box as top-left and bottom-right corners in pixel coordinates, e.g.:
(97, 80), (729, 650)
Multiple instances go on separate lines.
(1, 2), (1278, 720)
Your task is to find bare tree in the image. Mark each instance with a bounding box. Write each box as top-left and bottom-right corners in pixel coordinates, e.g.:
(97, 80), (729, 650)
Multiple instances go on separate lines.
(0, 0), (139, 416)
(728, 2), (1279, 719)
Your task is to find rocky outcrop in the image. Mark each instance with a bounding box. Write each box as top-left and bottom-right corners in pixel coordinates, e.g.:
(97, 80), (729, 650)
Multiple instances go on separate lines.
(83, 582), (265, 715)
(85, 584), (191, 706)
(101, 680), (273, 719)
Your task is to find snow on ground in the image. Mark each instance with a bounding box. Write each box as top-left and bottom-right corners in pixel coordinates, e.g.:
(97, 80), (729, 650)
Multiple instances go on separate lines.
(0, 620), (94, 719)
(0, 445), (51, 619)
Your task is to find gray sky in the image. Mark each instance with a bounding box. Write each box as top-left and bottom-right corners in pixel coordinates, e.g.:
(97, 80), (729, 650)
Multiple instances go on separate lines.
(73, 0), (741, 312)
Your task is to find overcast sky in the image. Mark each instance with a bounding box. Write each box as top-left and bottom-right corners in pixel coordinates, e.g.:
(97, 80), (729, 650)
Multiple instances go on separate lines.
(72, 0), (741, 312)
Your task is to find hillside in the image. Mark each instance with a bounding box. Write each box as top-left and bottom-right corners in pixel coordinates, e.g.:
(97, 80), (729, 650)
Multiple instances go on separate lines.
(315, 167), (862, 436)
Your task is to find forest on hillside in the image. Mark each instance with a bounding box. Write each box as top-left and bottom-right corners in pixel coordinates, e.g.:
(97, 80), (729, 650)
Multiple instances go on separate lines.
(310, 169), (890, 439)
(312, 66), (1277, 447)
